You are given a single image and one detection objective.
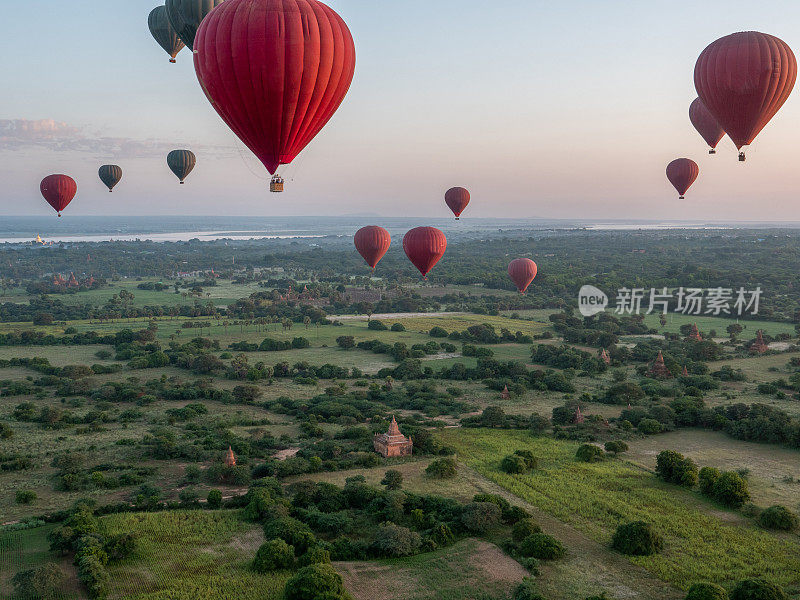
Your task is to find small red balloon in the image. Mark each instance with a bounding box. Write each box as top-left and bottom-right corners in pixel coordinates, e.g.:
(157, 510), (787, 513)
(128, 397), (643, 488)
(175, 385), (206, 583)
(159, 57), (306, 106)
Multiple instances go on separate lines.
(689, 98), (725, 153)
(354, 226), (391, 270)
(40, 174), (77, 217)
(508, 259), (538, 294)
(403, 227), (447, 278)
(666, 159), (699, 199)
(445, 187), (470, 219)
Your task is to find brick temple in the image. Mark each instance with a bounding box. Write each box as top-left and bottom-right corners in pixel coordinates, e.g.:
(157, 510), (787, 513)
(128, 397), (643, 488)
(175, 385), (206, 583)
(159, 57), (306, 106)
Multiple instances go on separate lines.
(750, 330), (769, 354)
(224, 446), (236, 467)
(599, 348), (611, 365)
(647, 350), (672, 379)
(687, 323), (702, 341)
(374, 417), (413, 458)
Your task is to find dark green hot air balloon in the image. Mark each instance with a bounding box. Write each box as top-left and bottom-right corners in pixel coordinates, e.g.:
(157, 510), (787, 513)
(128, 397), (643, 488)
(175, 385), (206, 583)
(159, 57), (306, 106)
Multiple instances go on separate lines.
(98, 165), (123, 192)
(166, 0), (224, 51)
(167, 150), (196, 184)
(148, 6), (185, 63)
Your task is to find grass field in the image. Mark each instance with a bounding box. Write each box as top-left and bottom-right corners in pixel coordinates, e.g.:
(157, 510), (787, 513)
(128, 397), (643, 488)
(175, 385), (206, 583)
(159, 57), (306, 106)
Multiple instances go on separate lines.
(100, 510), (288, 600)
(437, 428), (800, 593)
(336, 538), (528, 600)
(0, 524), (85, 599)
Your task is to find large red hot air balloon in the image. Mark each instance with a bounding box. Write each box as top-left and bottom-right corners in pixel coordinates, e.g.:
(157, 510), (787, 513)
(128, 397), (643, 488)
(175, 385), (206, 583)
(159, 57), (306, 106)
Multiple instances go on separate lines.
(689, 98), (725, 154)
(354, 226), (391, 270)
(694, 32), (797, 161)
(445, 187), (470, 220)
(508, 259), (538, 294)
(403, 227), (447, 279)
(666, 159), (699, 199)
(193, 0), (356, 179)
(40, 175), (77, 217)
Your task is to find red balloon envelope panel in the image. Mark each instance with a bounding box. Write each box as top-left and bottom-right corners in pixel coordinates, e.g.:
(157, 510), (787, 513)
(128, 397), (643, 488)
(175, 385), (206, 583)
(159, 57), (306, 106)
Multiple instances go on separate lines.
(445, 187), (470, 219)
(694, 31), (796, 150)
(40, 175), (77, 216)
(508, 259), (538, 294)
(193, 0), (356, 175)
(354, 226), (391, 270)
(403, 227), (447, 278)
(666, 159), (699, 199)
(689, 98), (725, 153)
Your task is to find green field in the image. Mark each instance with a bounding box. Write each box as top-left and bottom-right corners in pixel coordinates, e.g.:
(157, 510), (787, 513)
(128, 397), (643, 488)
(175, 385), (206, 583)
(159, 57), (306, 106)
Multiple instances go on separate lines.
(437, 428), (800, 593)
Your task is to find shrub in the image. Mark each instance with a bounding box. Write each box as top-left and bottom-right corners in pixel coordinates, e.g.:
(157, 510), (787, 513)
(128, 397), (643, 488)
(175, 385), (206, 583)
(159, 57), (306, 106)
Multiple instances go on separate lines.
(686, 582), (729, 600)
(730, 579), (787, 600)
(575, 444), (605, 463)
(713, 471), (749, 509)
(638, 418), (662, 435)
(512, 518), (542, 543)
(207, 489), (222, 509)
(371, 522), (421, 557)
(757, 505), (799, 532)
(426, 457), (457, 479)
(611, 521), (663, 556)
(381, 470), (403, 490)
(604, 440), (628, 455)
(253, 539), (294, 573)
(263, 516), (317, 554)
(513, 578), (546, 600)
(518, 533), (566, 560)
(698, 466), (721, 496)
(501, 454), (528, 474)
(284, 564), (349, 600)
(429, 327), (449, 338)
(391, 323), (406, 332)
(298, 546), (331, 566)
(514, 449), (538, 470)
(11, 564), (67, 600)
(655, 450), (698, 487)
(461, 501), (502, 533)
(15, 490), (37, 504)
(368, 320), (388, 331)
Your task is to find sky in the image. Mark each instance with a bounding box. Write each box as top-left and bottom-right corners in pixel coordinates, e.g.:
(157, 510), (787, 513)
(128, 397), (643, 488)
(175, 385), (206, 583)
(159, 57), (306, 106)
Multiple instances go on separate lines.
(3, 0), (800, 220)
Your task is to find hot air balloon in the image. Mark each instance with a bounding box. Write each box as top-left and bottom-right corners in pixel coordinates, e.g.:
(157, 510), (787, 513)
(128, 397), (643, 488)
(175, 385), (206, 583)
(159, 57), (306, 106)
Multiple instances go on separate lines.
(695, 32), (797, 162)
(167, 150), (196, 184)
(354, 226), (391, 271)
(445, 187), (470, 220)
(98, 165), (123, 192)
(666, 159), (699, 199)
(148, 6), (185, 63)
(193, 0), (356, 186)
(40, 175), (77, 217)
(166, 0), (223, 51)
(403, 227), (447, 279)
(689, 98), (725, 155)
(508, 259), (538, 294)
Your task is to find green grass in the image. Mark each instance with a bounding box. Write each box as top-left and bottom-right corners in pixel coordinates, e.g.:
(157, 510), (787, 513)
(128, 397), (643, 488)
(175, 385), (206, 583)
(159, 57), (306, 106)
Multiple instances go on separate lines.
(100, 510), (288, 600)
(437, 428), (800, 592)
(638, 312), (797, 338)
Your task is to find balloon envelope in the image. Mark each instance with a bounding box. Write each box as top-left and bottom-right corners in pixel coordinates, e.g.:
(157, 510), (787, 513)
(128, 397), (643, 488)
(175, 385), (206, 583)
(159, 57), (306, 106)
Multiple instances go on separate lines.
(689, 98), (725, 152)
(167, 150), (196, 183)
(98, 165), (123, 192)
(666, 159), (699, 199)
(508, 259), (538, 294)
(354, 226), (391, 270)
(403, 227), (447, 278)
(694, 31), (797, 150)
(40, 175), (77, 216)
(166, 0), (224, 51)
(193, 0), (356, 175)
(148, 6), (185, 63)
(445, 187), (470, 219)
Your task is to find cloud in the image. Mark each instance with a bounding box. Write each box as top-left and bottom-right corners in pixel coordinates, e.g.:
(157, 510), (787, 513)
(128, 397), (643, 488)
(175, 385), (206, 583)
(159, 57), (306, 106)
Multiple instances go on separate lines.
(0, 119), (231, 159)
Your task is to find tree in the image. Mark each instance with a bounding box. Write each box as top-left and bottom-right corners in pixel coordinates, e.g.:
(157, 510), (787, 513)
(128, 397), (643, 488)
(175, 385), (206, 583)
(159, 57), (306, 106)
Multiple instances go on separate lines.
(253, 539), (294, 573)
(425, 457), (457, 479)
(604, 440), (628, 456)
(381, 470), (403, 490)
(713, 471), (749, 508)
(686, 582), (729, 600)
(207, 489), (223, 509)
(518, 533), (566, 560)
(284, 564), (349, 600)
(371, 522), (422, 557)
(12, 564), (67, 600)
(730, 579), (787, 600)
(501, 454), (528, 474)
(461, 501), (502, 533)
(611, 521), (663, 556)
(757, 505), (798, 532)
(15, 490), (37, 504)
(512, 518), (542, 543)
(336, 336), (355, 350)
(576, 444), (605, 463)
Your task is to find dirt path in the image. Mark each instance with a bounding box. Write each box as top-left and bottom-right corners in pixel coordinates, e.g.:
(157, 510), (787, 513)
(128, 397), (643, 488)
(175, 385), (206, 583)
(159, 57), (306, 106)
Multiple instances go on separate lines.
(458, 466), (683, 600)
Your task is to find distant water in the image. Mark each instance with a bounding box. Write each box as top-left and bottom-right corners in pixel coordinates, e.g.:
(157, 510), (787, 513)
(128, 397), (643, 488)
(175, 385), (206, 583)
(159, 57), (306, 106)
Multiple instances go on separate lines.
(0, 216), (795, 244)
